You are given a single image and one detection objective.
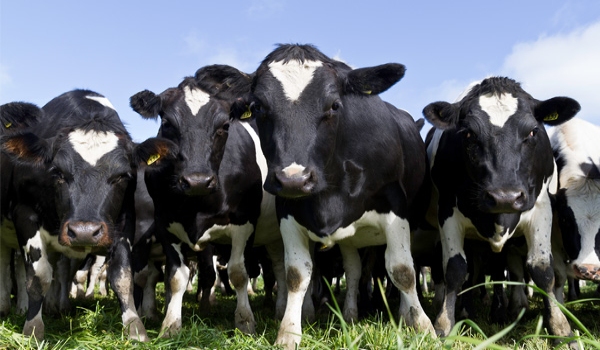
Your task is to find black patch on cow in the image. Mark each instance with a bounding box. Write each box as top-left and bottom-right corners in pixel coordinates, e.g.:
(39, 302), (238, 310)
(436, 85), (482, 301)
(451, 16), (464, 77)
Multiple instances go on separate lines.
(555, 188), (581, 261)
(580, 159), (600, 180)
(445, 254), (468, 291)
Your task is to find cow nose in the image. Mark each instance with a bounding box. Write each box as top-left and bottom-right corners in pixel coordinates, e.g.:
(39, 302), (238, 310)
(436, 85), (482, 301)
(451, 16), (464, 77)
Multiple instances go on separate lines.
(485, 189), (526, 212)
(66, 221), (106, 246)
(573, 264), (600, 281)
(272, 170), (315, 198)
(180, 173), (216, 195)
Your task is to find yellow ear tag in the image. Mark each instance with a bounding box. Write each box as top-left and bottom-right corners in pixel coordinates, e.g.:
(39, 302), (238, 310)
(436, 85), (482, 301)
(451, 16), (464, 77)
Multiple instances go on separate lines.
(147, 154), (160, 165)
(363, 90), (372, 95)
(241, 106), (252, 120)
(319, 244), (329, 251)
(4, 122), (12, 128)
(544, 112), (559, 121)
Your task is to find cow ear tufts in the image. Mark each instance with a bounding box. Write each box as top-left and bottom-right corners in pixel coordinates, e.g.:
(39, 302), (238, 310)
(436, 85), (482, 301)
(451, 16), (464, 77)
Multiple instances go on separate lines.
(130, 90), (161, 119)
(347, 63), (406, 96)
(2, 132), (50, 166)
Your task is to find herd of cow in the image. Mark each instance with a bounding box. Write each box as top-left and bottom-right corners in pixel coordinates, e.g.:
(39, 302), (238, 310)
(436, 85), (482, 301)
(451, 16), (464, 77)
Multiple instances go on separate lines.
(1, 43), (598, 349)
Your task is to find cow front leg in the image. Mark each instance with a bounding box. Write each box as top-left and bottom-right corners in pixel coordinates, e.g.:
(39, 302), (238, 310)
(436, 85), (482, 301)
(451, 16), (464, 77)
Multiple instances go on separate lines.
(14, 250), (29, 314)
(275, 217), (312, 350)
(339, 244), (360, 322)
(0, 244), (12, 316)
(160, 242), (189, 338)
(108, 238), (148, 342)
(383, 214), (435, 335)
(434, 217), (467, 337)
(265, 239), (287, 319)
(228, 223), (255, 334)
(196, 246), (216, 318)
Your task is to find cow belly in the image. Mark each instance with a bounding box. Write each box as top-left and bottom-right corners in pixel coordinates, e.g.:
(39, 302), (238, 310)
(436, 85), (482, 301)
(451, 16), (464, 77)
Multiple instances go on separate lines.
(306, 211), (393, 248)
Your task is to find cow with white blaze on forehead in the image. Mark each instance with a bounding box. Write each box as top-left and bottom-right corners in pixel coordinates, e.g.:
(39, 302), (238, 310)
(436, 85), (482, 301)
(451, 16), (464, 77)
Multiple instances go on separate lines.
(550, 117), (600, 302)
(1, 90), (147, 341)
(201, 44), (436, 349)
(130, 65), (285, 337)
(422, 77), (580, 342)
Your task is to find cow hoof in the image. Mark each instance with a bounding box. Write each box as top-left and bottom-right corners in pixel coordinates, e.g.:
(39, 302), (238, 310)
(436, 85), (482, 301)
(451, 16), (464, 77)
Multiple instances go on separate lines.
(235, 310), (256, 334)
(23, 320), (45, 340)
(275, 333), (301, 350)
(160, 321), (182, 338)
(127, 319), (149, 342)
(343, 307), (358, 322)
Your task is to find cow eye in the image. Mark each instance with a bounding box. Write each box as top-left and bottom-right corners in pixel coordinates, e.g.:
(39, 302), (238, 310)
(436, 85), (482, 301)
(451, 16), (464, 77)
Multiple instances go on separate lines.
(529, 127), (539, 138)
(49, 167), (67, 184)
(110, 172), (132, 185)
(216, 122), (230, 136)
(331, 100), (341, 111)
(250, 101), (262, 114)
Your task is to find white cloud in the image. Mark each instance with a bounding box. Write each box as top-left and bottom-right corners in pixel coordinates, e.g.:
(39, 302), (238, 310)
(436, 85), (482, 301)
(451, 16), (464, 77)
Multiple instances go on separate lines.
(501, 20), (600, 125)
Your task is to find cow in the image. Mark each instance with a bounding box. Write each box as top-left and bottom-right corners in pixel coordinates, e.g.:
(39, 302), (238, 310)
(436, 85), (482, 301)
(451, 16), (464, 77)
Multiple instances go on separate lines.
(129, 65), (285, 337)
(197, 43), (436, 349)
(421, 77), (580, 342)
(550, 117), (600, 303)
(0, 90), (147, 341)
(1, 102), (42, 316)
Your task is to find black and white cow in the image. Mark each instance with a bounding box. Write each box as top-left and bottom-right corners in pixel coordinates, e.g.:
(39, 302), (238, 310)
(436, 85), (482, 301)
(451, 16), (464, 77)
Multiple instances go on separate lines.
(422, 77), (580, 340)
(1, 102), (42, 316)
(550, 117), (600, 302)
(0, 90), (147, 341)
(200, 44), (436, 349)
(130, 65), (285, 336)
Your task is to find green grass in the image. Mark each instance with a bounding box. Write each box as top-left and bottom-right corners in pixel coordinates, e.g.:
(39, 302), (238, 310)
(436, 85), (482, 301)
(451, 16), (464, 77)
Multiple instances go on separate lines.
(1, 278), (599, 349)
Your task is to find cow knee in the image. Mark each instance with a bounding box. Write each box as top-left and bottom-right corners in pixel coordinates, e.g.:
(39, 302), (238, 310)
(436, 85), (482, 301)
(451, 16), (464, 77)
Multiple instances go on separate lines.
(445, 254), (468, 291)
(389, 264), (416, 291)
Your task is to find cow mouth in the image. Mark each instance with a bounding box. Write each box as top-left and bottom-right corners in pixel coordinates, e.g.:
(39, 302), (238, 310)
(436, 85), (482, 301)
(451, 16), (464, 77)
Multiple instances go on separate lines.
(267, 170), (316, 198)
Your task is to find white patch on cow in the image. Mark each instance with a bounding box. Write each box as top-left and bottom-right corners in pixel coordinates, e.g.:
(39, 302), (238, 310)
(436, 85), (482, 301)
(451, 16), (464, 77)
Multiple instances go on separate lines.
(282, 162), (306, 178)
(490, 224), (514, 253)
(161, 243), (189, 335)
(183, 85), (210, 116)
(304, 211), (391, 248)
(85, 95), (116, 110)
(427, 128), (444, 171)
(69, 129), (119, 166)
(479, 93), (519, 128)
(268, 59), (323, 102)
(240, 121), (268, 183)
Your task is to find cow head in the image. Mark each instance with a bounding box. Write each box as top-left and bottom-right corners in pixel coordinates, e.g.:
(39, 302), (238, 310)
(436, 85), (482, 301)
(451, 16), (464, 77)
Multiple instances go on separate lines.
(552, 118), (600, 281)
(131, 65), (252, 196)
(423, 77), (580, 213)
(1, 91), (135, 248)
(241, 44), (405, 198)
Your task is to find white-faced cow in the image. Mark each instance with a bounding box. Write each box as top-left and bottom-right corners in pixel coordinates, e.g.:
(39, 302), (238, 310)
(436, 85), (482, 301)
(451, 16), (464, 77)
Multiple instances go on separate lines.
(201, 44), (436, 349)
(422, 77), (580, 341)
(129, 65), (285, 337)
(550, 117), (600, 302)
(1, 102), (42, 316)
(0, 90), (147, 341)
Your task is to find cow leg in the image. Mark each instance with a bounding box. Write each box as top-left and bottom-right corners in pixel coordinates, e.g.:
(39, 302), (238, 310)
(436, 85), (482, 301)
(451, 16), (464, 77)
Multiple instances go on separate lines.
(160, 242), (189, 337)
(21, 229), (53, 340)
(434, 219), (467, 337)
(227, 224), (255, 334)
(383, 214), (435, 335)
(14, 250), (28, 314)
(85, 255), (106, 299)
(275, 218), (313, 350)
(265, 239), (287, 319)
(524, 211), (574, 341)
(0, 245), (12, 316)
(108, 237), (148, 341)
(140, 261), (161, 322)
(339, 244), (360, 322)
(196, 246), (216, 318)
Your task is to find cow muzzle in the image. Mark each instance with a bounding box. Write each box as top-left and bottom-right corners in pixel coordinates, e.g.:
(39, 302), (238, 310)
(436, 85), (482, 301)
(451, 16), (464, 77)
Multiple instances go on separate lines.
(60, 221), (111, 247)
(483, 189), (527, 213)
(270, 170), (316, 198)
(573, 264), (600, 281)
(179, 173), (217, 196)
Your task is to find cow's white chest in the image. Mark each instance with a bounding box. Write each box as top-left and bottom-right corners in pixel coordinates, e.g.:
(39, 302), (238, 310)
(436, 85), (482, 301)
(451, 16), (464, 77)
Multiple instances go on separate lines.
(305, 211), (395, 249)
(68, 129), (119, 166)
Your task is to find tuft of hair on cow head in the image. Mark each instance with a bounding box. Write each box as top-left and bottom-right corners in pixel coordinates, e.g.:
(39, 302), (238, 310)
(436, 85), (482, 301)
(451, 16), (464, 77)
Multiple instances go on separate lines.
(346, 63), (406, 96)
(133, 137), (179, 168)
(1, 131), (52, 166)
(130, 90), (162, 119)
(194, 64), (253, 98)
(422, 101), (460, 130)
(534, 96), (581, 126)
(0, 102), (43, 131)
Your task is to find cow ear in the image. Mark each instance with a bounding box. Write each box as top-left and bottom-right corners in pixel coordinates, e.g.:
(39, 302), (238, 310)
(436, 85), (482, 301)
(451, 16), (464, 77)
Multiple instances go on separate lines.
(130, 90), (162, 119)
(346, 63), (406, 95)
(422, 101), (459, 129)
(134, 137), (178, 167)
(1, 102), (43, 130)
(534, 97), (581, 126)
(194, 65), (253, 98)
(230, 98), (254, 121)
(2, 132), (51, 166)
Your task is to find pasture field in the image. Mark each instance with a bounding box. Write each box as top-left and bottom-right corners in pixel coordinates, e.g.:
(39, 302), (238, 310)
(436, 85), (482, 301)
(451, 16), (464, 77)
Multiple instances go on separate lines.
(1, 277), (599, 349)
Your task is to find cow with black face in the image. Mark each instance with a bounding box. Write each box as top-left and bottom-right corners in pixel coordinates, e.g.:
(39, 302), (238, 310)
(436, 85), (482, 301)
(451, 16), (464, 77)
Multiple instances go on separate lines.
(422, 77), (580, 341)
(130, 65), (284, 337)
(1, 90), (147, 341)
(201, 44), (435, 349)
(550, 117), (600, 302)
(1, 102), (42, 316)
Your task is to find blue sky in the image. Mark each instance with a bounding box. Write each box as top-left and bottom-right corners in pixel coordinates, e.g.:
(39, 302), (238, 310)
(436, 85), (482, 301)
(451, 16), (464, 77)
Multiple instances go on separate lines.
(1, 1), (599, 142)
